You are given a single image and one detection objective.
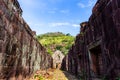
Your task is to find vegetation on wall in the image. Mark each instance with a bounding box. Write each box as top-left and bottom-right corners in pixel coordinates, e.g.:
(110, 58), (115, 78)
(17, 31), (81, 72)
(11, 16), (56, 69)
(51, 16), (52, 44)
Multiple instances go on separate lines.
(36, 32), (75, 55)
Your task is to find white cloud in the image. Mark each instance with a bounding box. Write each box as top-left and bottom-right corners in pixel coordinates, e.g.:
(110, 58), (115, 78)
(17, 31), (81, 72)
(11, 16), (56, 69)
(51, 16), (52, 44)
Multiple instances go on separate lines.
(50, 22), (70, 27)
(26, 21), (46, 27)
(72, 24), (80, 27)
(77, 0), (96, 8)
(34, 23), (45, 27)
(48, 8), (58, 14)
(60, 10), (69, 14)
(48, 9), (69, 14)
(48, 22), (80, 28)
(77, 3), (86, 8)
(88, 0), (96, 6)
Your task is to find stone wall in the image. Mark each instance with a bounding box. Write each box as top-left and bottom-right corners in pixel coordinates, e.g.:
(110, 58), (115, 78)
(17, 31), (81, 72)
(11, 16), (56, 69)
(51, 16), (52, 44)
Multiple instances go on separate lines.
(0, 0), (52, 79)
(61, 0), (120, 79)
(61, 34), (84, 77)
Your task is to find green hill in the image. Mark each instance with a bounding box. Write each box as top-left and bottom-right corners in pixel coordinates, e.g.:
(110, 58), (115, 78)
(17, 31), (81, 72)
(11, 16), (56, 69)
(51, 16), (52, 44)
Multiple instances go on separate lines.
(36, 32), (75, 55)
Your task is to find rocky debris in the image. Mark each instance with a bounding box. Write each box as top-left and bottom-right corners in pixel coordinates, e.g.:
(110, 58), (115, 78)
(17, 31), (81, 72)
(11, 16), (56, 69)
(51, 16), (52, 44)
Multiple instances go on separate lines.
(52, 50), (64, 69)
(61, 0), (120, 79)
(0, 0), (52, 79)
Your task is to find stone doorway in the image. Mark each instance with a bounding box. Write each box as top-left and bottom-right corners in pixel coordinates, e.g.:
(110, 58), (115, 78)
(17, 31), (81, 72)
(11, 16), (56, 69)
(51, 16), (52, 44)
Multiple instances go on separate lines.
(89, 45), (103, 77)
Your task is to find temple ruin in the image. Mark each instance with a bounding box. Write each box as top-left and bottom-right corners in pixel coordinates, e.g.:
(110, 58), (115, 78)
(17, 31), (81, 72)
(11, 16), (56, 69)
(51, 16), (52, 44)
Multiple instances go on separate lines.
(61, 0), (120, 79)
(0, 0), (52, 79)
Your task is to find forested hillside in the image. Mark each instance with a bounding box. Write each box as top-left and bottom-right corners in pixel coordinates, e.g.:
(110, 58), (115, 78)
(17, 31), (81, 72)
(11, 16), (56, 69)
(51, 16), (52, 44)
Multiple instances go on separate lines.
(36, 32), (75, 55)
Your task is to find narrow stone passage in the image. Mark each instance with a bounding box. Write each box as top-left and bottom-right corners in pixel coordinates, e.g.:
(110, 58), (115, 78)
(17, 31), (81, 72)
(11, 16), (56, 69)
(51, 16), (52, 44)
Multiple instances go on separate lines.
(27, 69), (79, 80)
(1, 0), (120, 79)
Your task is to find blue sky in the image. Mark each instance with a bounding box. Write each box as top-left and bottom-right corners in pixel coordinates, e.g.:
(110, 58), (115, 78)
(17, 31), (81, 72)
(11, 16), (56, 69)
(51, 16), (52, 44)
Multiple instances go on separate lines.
(18, 0), (97, 36)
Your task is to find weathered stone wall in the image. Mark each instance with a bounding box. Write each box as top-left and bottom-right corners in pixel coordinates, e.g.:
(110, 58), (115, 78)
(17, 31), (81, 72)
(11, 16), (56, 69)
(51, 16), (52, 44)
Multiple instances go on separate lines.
(0, 0), (52, 79)
(61, 0), (120, 79)
(61, 34), (84, 77)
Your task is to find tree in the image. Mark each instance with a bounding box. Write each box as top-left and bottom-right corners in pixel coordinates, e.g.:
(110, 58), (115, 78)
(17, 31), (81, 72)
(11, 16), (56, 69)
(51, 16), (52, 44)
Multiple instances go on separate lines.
(66, 33), (71, 36)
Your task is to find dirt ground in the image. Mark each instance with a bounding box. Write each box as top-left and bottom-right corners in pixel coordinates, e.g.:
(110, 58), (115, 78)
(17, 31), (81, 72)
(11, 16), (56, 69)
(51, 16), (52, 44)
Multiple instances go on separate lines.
(27, 69), (79, 80)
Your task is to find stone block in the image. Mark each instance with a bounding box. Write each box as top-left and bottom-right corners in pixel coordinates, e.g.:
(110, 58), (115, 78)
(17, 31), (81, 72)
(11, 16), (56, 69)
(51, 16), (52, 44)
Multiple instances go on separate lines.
(117, 0), (120, 8)
(113, 9), (120, 25)
(104, 1), (112, 17)
(111, 0), (118, 11)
